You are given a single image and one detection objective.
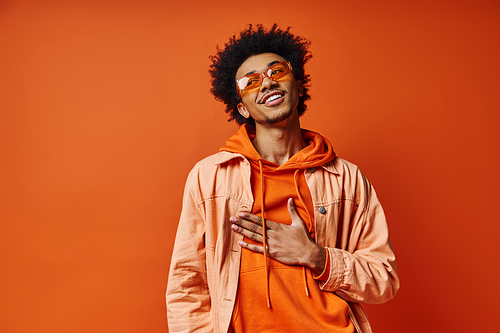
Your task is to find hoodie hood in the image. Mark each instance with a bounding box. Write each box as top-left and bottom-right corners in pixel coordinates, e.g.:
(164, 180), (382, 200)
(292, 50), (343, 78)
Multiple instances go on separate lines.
(219, 124), (336, 169)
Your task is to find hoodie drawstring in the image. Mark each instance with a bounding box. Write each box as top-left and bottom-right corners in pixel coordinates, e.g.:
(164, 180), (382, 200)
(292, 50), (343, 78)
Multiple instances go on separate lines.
(258, 159), (271, 309)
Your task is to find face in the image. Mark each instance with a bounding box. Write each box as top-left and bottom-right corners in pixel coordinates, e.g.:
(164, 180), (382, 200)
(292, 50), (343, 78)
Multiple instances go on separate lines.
(235, 53), (303, 127)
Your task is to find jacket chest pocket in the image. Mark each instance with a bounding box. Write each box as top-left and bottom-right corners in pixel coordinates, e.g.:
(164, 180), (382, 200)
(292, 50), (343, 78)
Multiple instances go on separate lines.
(314, 199), (361, 249)
(201, 195), (252, 251)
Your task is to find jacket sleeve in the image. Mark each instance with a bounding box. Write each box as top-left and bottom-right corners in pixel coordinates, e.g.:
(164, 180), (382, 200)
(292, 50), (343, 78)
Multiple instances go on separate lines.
(166, 172), (213, 333)
(318, 172), (400, 305)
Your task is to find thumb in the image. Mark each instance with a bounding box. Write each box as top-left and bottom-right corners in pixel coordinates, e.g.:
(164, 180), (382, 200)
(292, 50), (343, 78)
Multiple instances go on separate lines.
(287, 198), (306, 228)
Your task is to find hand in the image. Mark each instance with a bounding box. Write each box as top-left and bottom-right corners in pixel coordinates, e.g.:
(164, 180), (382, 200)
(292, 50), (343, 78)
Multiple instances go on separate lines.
(230, 198), (326, 275)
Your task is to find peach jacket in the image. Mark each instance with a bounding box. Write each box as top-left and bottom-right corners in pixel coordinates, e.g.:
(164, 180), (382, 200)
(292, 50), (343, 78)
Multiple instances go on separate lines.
(166, 151), (400, 333)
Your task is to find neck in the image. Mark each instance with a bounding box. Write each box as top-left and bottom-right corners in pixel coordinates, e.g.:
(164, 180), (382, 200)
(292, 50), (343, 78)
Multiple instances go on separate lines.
(252, 116), (306, 166)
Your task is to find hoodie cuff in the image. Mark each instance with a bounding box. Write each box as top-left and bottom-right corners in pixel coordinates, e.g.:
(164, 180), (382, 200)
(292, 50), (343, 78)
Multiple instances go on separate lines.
(313, 248), (330, 282)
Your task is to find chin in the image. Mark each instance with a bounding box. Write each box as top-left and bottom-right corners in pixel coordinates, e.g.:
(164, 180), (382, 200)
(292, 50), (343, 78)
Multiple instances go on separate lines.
(264, 108), (294, 124)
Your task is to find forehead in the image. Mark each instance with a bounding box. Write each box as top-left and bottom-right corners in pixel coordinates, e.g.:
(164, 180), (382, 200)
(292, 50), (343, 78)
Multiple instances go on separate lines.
(235, 53), (286, 79)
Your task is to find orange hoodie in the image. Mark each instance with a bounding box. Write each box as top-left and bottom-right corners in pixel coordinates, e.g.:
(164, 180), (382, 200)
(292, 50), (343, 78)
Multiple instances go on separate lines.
(220, 125), (354, 333)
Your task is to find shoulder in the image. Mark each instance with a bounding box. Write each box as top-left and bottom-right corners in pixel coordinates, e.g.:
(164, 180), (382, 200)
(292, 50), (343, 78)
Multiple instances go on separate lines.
(185, 151), (246, 188)
(321, 156), (374, 196)
(323, 156), (364, 180)
(190, 152), (226, 171)
(189, 151), (245, 175)
(333, 156), (360, 172)
(183, 151), (250, 204)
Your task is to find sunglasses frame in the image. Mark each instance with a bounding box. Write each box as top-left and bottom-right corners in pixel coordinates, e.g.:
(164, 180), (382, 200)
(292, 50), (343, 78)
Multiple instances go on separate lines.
(236, 60), (295, 97)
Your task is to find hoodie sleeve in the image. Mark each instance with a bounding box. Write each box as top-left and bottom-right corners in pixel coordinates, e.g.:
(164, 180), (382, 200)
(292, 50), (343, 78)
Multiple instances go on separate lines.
(166, 171), (214, 333)
(315, 164), (400, 305)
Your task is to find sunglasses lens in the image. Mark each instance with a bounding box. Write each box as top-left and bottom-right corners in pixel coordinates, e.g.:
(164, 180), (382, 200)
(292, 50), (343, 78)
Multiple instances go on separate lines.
(237, 75), (261, 91)
(267, 63), (289, 81)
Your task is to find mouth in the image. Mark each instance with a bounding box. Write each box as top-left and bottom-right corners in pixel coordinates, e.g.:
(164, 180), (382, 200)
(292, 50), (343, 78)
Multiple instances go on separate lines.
(260, 91), (285, 106)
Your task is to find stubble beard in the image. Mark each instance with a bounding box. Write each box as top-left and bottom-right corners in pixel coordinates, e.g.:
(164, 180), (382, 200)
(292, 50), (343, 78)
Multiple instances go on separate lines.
(264, 107), (294, 124)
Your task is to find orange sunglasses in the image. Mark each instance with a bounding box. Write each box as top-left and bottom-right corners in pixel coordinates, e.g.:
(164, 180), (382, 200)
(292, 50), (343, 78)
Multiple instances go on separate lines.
(236, 61), (295, 97)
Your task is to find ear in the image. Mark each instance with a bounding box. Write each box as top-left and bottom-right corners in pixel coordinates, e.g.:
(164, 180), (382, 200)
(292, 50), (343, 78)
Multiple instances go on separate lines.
(296, 80), (304, 97)
(237, 102), (250, 119)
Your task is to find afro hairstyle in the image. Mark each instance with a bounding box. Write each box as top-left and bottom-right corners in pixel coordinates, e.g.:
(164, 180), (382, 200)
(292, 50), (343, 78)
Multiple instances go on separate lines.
(209, 24), (312, 127)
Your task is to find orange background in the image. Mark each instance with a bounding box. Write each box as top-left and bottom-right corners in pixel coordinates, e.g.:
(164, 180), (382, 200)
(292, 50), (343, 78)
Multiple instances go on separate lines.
(1, 0), (499, 332)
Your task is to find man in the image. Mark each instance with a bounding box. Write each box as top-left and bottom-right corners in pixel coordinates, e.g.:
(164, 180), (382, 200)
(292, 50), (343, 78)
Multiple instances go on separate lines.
(166, 24), (399, 333)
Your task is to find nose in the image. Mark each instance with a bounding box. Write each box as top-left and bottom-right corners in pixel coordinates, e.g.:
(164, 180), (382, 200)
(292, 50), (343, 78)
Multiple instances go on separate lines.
(260, 75), (278, 91)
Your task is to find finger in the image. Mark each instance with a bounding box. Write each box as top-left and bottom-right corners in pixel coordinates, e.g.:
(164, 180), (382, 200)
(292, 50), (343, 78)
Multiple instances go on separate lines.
(238, 212), (279, 230)
(235, 217), (264, 235)
(238, 212), (264, 226)
(239, 240), (265, 254)
(287, 198), (306, 227)
(232, 224), (264, 243)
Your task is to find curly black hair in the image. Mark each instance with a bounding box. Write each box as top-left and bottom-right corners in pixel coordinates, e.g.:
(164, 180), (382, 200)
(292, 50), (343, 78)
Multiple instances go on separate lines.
(209, 24), (312, 127)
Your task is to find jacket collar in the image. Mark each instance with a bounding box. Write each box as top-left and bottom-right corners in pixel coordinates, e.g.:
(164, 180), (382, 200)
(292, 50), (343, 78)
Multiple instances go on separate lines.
(320, 159), (339, 174)
(215, 151), (247, 165)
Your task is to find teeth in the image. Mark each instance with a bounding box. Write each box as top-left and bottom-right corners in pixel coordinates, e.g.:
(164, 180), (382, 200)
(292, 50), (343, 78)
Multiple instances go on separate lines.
(264, 94), (283, 103)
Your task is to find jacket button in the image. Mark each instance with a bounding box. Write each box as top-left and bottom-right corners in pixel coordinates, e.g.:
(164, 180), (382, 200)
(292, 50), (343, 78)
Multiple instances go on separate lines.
(319, 207), (326, 214)
(308, 167), (315, 173)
